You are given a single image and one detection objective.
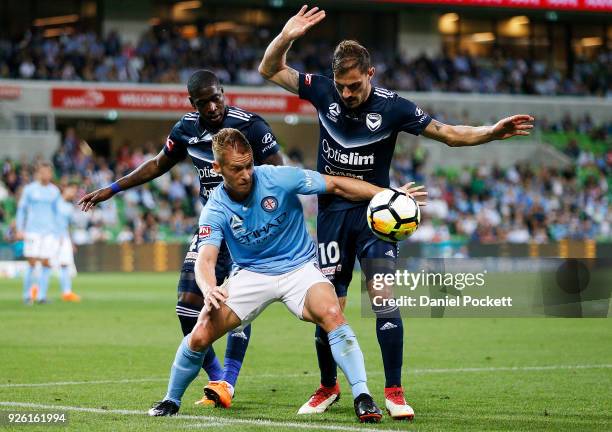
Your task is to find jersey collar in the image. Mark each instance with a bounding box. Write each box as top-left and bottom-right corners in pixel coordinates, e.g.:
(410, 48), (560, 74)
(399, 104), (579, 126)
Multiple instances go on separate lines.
(196, 107), (229, 135)
(343, 86), (375, 118)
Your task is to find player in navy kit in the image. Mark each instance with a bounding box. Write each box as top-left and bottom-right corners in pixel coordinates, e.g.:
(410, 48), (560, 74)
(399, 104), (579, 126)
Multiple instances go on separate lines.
(78, 70), (282, 407)
(259, 5), (534, 419)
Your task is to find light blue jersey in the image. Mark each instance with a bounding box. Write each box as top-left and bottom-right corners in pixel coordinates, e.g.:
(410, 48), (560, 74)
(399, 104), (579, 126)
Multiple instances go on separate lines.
(16, 181), (61, 234)
(198, 165), (327, 275)
(55, 198), (73, 237)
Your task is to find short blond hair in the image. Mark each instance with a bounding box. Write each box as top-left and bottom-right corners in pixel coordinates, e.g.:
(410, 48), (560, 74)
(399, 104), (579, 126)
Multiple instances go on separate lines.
(212, 128), (252, 163)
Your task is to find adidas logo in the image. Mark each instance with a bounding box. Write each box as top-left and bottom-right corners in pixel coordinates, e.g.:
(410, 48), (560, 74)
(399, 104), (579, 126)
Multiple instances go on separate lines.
(385, 250), (395, 258)
(231, 331), (248, 340)
(379, 322), (398, 331)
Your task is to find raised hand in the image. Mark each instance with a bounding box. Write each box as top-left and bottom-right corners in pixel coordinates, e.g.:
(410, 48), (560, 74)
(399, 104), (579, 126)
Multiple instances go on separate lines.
(492, 114), (535, 140)
(281, 5), (326, 41)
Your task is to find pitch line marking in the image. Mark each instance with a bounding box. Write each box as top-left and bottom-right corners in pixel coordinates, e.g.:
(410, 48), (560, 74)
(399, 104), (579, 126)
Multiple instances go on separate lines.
(0, 378), (167, 388)
(1, 364), (610, 388)
(0, 402), (400, 432)
(411, 364), (612, 373)
(0, 401), (605, 429)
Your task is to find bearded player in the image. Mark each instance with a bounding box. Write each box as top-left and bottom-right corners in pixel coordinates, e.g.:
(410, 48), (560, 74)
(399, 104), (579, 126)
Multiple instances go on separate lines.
(259, 5), (534, 419)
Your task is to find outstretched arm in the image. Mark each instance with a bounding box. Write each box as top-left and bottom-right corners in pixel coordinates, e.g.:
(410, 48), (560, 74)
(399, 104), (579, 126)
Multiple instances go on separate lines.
(422, 115), (535, 147)
(258, 5), (326, 94)
(324, 175), (427, 205)
(78, 150), (178, 212)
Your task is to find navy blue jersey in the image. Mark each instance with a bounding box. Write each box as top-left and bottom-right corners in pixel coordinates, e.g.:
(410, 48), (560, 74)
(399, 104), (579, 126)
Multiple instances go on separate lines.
(298, 73), (431, 211)
(164, 106), (280, 205)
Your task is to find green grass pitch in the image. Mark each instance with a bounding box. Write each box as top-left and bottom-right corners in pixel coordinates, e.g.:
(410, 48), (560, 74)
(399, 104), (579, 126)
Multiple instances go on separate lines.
(0, 273), (610, 431)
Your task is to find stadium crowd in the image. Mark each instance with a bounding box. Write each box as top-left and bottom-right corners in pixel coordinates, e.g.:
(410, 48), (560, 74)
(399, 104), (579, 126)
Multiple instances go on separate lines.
(391, 149), (610, 244)
(1, 113), (609, 246)
(390, 113), (610, 244)
(0, 27), (609, 96)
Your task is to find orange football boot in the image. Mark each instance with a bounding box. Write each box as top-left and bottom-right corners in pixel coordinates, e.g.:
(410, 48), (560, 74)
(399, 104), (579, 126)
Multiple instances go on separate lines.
(203, 380), (233, 408)
(61, 292), (81, 302)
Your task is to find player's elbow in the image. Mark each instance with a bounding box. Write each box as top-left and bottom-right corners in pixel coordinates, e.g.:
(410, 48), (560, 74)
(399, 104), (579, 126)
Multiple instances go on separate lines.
(444, 133), (464, 147)
(257, 63), (267, 78)
(325, 177), (345, 199)
(329, 184), (342, 197)
(258, 62), (274, 79)
(445, 138), (460, 147)
(435, 125), (464, 147)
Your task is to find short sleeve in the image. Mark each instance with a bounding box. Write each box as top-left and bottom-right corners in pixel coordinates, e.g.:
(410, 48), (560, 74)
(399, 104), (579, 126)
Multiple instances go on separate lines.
(163, 121), (188, 160)
(394, 96), (432, 135)
(298, 73), (334, 109)
(247, 119), (280, 163)
(273, 166), (326, 195)
(197, 205), (224, 249)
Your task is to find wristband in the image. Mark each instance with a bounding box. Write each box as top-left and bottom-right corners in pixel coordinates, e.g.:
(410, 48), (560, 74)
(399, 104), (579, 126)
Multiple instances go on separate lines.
(110, 182), (122, 194)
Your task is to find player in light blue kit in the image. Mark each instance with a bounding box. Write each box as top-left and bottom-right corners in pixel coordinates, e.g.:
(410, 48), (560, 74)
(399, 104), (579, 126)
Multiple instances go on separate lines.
(148, 128), (426, 423)
(16, 161), (60, 304)
(54, 183), (81, 302)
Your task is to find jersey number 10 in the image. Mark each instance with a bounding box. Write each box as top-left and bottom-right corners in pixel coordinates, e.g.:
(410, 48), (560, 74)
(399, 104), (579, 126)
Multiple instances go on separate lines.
(318, 241), (340, 266)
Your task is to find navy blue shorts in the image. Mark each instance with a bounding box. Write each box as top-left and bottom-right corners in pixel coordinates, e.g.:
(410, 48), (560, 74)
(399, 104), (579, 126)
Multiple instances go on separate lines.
(177, 229), (233, 296)
(317, 204), (398, 297)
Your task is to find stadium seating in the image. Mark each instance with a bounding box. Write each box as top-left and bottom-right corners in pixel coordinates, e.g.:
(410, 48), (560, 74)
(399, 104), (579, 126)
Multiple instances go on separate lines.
(1, 27), (609, 96)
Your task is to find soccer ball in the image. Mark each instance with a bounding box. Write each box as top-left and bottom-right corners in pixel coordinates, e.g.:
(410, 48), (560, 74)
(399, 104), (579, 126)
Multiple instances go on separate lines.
(367, 188), (420, 242)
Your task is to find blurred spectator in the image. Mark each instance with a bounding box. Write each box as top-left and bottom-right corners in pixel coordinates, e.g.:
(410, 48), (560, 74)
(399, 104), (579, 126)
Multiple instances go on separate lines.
(0, 113), (609, 246)
(0, 26), (609, 96)
(391, 152), (609, 244)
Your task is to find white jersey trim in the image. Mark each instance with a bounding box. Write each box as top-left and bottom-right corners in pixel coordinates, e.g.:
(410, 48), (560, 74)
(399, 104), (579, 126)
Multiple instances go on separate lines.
(317, 113), (392, 148)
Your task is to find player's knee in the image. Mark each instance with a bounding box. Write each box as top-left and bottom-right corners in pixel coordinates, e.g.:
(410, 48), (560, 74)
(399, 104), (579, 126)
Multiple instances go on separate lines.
(317, 304), (346, 331)
(327, 304), (343, 320)
(189, 321), (212, 352)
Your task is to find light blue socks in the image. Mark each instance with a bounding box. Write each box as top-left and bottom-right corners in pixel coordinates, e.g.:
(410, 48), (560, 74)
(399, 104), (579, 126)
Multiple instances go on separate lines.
(38, 266), (51, 300)
(164, 336), (207, 405)
(59, 266), (72, 294)
(328, 323), (370, 398)
(22, 264), (34, 301)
